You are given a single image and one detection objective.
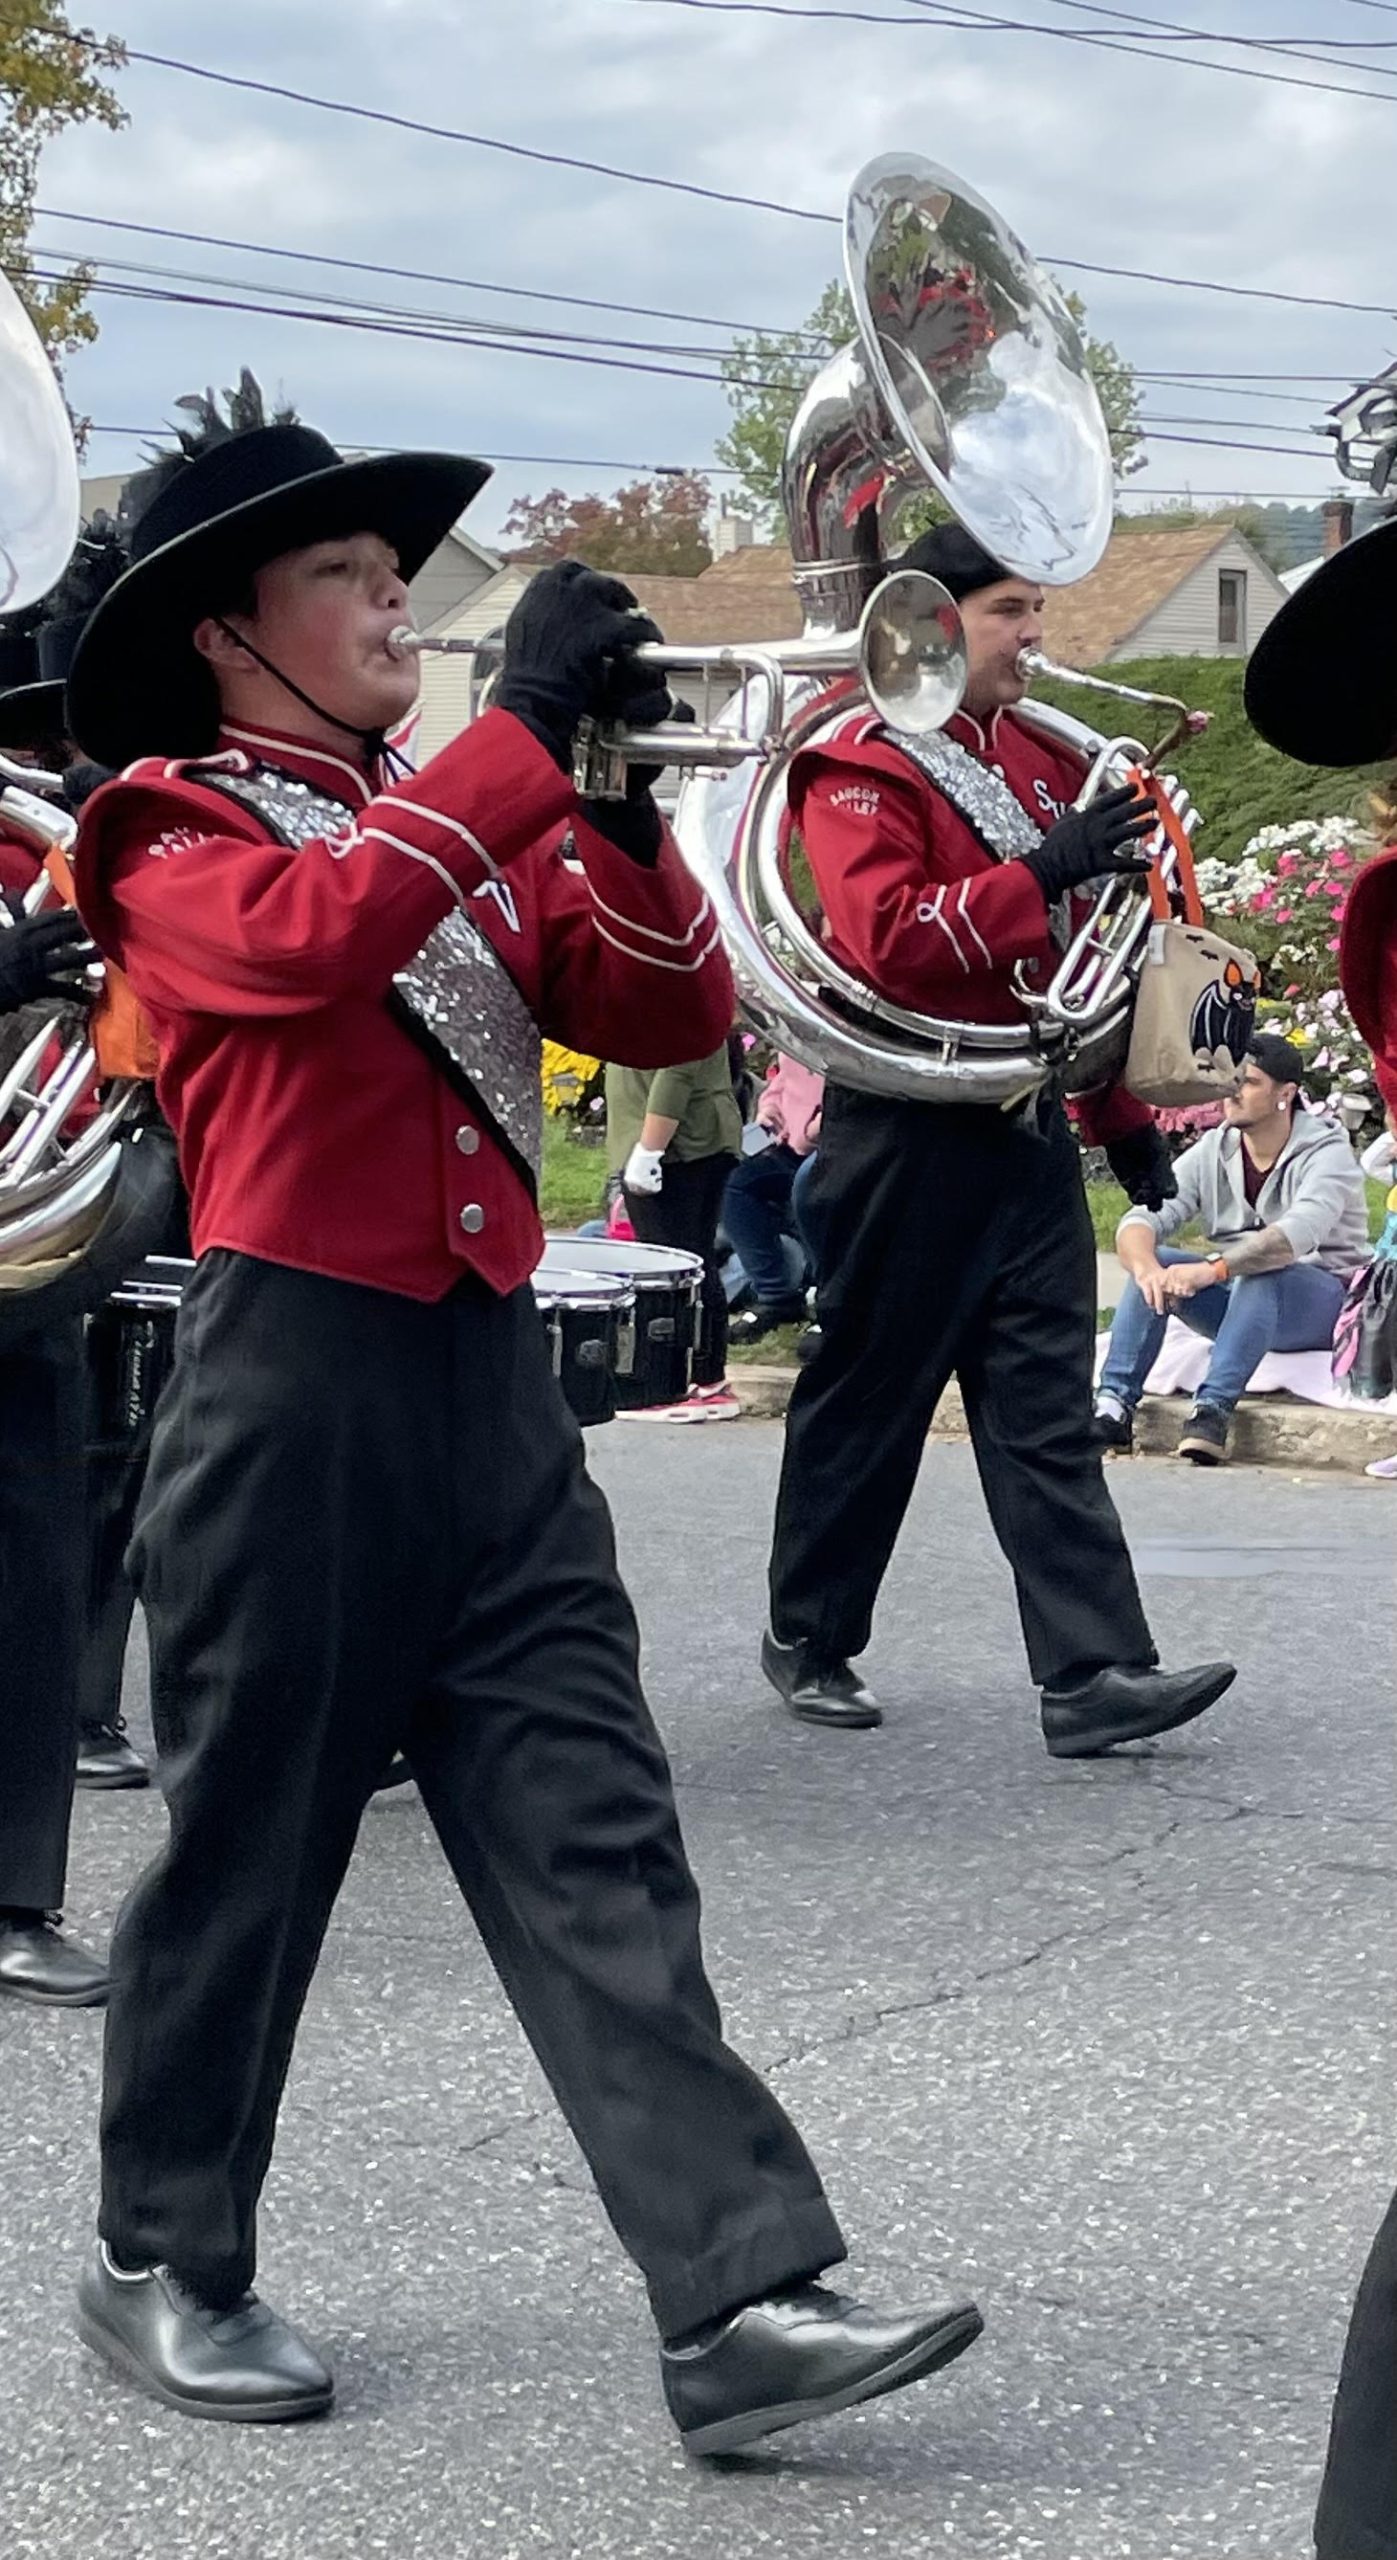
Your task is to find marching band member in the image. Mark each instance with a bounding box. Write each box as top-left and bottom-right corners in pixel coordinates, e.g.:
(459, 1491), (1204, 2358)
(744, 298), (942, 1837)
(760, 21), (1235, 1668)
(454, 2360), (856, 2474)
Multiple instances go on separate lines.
(63, 380), (981, 2440)
(762, 525), (1236, 1747)
(0, 623), (109, 2005)
(1, 521), (171, 1793)
(1246, 526), (1397, 2560)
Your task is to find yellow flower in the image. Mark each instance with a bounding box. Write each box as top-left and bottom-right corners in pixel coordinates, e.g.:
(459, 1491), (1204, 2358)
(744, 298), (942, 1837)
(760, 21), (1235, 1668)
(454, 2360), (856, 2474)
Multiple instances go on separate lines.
(541, 1042), (600, 1115)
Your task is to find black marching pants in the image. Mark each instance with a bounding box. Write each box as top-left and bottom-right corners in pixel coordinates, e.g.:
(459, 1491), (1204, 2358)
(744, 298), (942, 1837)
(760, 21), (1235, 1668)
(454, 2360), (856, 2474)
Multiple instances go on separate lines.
(1314, 2185), (1397, 2559)
(80, 1303), (178, 1738)
(626, 1152), (732, 1388)
(769, 1085), (1154, 1688)
(100, 1251), (842, 2329)
(0, 1315), (84, 1911)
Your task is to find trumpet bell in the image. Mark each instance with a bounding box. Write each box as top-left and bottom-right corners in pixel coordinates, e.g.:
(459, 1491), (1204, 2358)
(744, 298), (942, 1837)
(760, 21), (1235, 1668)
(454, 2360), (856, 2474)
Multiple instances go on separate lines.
(846, 153), (1113, 585)
(0, 272), (81, 611)
(858, 567), (966, 736)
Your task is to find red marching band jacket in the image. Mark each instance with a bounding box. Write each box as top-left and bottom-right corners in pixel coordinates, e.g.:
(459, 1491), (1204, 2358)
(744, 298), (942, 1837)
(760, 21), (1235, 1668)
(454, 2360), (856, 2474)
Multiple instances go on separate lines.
(73, 709), (734, 1301)
(786, 695), (1153, 1145)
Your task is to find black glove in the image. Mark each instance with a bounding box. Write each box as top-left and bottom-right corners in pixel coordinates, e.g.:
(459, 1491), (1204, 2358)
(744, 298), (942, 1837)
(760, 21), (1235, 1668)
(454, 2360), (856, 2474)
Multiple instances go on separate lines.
(494, 559), (660, 769)
(1020, 785), (1156, 904)
(577, 670), (691, 866)
(0, 903), (97, 1014)
(1106, 1123), (1177, 1211)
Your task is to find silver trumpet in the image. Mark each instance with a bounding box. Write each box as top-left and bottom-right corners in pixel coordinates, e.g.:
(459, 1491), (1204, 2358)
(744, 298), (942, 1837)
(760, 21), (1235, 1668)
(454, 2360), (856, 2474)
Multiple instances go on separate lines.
(391, 565), (968, 799)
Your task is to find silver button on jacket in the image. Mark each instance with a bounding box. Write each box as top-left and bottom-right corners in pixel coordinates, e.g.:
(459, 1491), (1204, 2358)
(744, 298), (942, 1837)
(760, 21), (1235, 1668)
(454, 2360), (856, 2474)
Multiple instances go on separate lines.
(455, 1125), (480, 1156)
(459, 1203), (485, 1234)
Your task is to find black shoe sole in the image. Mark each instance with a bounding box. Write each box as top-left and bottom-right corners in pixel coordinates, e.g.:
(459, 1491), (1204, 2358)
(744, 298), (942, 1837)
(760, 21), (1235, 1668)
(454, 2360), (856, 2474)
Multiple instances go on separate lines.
(1044, 1664), (1237, 1759)
(75, 1765), (151, 1791)
(76, 2302), (334, 2424)
(0, 1976), (108, 2009)
(678, 2304), (984, 2456)
(789, 1696), (883, 1730)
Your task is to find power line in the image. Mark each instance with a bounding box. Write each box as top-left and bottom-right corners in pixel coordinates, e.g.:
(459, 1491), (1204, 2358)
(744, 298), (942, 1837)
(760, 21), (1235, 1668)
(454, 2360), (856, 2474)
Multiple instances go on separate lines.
(34, 204), (831, 348)
(1003, 0), (1397, 79)
(634, 0), (1397, 99)
(68, 42), (1397, 317)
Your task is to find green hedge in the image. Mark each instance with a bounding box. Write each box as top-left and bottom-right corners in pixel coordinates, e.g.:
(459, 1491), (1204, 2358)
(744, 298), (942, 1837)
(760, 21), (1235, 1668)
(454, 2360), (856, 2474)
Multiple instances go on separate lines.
(1027, 656), (1393, 866)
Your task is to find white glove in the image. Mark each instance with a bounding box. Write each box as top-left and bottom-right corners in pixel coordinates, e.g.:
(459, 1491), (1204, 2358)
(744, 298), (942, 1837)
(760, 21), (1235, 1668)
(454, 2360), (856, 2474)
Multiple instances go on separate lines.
(624, 1141), (666, 1195)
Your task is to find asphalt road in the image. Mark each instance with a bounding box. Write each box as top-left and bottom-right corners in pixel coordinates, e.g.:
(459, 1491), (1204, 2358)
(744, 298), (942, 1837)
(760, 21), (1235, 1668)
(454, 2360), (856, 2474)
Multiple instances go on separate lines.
(3, 1427), (1393, 2560)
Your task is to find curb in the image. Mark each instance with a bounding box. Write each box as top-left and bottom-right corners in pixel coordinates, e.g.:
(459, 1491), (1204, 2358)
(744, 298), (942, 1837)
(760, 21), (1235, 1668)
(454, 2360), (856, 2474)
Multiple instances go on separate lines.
(729, 1366), (1396, 1475)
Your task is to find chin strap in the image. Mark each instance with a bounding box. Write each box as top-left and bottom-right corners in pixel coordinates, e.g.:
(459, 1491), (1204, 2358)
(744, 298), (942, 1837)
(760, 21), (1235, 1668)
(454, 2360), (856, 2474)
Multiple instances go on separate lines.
(215, 618), (411, 775)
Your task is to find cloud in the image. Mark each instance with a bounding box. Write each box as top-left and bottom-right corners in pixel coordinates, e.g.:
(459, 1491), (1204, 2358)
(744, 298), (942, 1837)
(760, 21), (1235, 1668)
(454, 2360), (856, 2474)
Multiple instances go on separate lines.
(35, 0), (1394, 538)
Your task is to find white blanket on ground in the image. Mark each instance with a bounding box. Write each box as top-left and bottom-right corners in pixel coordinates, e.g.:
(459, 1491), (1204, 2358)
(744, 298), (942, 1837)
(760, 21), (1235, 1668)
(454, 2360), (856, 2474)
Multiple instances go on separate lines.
(1094, 1317), (1397, 1415)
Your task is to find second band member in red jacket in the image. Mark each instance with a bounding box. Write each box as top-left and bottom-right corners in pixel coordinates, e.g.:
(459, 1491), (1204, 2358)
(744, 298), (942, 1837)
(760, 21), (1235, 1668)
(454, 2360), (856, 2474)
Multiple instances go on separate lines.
(763, 526), (1235, 1748)
(63, 381), (981, 2446)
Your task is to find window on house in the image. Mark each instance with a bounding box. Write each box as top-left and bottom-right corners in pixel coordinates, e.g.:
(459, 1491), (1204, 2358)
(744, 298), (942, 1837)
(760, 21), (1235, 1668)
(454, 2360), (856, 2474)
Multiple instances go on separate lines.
(1218, 569), (1246, 647)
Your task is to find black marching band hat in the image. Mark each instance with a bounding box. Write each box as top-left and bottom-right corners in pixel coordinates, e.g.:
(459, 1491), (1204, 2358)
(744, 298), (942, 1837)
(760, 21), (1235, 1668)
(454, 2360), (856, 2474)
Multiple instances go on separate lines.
(0, 513), (130, 754)
(66, 372), (493, 770)
(1244, 514), (1397, 770)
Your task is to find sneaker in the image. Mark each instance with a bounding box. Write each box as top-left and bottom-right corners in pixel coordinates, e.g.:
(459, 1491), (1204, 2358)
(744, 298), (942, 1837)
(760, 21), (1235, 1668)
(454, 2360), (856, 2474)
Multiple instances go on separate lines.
(617, 1382), (741, 1424)
(729, 1298), (806, 1345)
(1364, 1453), (1397, 1481)
(795, 1324), (823, 1367)
(1177, 1400), (1230, 1465)
(1091, 1396), (1133, 1455)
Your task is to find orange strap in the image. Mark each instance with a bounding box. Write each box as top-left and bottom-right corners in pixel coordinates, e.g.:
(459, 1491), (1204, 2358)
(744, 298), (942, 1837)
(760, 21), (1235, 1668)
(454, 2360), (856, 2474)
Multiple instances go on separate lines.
(43, 845), (161, 1083)
(1127, 765), (1204, 928)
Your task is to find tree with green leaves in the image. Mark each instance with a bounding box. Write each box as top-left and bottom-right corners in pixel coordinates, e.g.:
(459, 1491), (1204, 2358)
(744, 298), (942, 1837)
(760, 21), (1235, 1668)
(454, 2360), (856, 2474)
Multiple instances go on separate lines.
(716, 277), (1145, 533)
(0, 3), (126, 368)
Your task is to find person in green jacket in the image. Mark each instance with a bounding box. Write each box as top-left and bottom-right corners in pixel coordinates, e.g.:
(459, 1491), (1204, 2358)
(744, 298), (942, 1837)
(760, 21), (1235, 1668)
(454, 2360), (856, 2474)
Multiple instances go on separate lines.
(606, 1043), (743, 1419)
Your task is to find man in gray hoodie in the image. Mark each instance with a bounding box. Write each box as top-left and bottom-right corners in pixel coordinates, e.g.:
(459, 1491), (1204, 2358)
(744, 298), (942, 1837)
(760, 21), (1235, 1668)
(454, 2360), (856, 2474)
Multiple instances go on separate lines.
(1093, 1036), (1370, 1464)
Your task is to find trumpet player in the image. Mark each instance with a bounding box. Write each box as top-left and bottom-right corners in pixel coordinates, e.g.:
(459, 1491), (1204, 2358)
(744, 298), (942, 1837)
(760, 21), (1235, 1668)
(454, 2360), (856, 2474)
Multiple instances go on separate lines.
(61, 378), (981, 2442)
(763, 523), (1236, 1750)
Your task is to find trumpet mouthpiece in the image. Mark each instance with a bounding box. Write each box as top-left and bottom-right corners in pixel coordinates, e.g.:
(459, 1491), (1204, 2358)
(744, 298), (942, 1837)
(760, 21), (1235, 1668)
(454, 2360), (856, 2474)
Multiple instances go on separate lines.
(386, 624), (422, 659)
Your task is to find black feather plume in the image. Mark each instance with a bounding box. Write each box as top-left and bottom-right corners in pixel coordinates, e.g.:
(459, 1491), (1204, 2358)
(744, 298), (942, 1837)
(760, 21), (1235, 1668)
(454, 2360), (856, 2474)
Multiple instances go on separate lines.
(121, 369), (299, 536)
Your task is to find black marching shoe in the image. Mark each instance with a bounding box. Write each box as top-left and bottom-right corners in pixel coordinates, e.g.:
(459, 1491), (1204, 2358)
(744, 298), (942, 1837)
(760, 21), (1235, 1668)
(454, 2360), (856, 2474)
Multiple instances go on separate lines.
(76, 2245), (334, 2423)
(1177, 1400), (1231, 1465)
(1041, 1658), (1236, 1759)
(730, 1297), (807, 1346)
(76, 1717), (151, 1790)
(760, 1632), (882, 1729)
(661, 2282), (983, 2456)
(0, 1911), (108, 2007)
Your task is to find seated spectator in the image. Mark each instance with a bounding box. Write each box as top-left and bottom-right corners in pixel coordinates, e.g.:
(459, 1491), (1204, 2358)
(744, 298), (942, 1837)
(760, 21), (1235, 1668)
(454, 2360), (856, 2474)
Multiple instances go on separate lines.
(724, 1055), (825, 1344)
(606, 1046), (743, 1421)
(1093, 1036), (1370, 1466)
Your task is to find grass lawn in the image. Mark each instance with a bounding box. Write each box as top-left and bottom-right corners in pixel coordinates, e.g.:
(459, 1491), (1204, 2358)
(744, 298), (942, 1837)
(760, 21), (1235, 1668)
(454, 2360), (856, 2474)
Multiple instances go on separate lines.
(539, 1118), (609, 1230)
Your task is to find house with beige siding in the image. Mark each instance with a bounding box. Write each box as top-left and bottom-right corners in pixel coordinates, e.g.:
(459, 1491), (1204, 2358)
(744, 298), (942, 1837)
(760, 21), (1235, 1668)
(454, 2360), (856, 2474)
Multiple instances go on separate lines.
(407, 521), (1292, 760)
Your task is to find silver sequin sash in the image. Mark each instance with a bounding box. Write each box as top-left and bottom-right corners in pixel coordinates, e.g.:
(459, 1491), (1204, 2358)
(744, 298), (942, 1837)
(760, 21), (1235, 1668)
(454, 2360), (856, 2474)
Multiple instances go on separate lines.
(884, 727), (1043, 863)
(200, 763), (543, 1182)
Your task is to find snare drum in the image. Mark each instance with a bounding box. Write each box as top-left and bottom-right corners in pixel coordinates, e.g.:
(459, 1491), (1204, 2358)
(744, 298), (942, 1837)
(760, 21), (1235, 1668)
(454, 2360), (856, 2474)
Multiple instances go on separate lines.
(542, 1236), (702, 1409)
(532, 1249), (635, 1427)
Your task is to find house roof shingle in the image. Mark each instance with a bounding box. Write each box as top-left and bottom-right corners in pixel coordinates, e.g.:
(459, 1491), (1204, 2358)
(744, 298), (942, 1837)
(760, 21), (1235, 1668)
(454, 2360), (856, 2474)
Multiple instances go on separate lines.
(1037, 525), (1234, 666)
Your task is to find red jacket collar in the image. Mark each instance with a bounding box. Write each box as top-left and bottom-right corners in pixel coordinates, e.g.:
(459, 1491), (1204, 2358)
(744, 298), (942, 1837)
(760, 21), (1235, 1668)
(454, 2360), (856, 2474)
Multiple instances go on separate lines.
(214, 723), (381, 808)
(947, 705), (1006, 756)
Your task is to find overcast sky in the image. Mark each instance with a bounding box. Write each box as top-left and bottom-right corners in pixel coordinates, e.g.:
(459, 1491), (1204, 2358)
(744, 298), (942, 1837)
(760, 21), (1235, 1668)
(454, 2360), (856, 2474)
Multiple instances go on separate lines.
(37, 0), (1397, 547)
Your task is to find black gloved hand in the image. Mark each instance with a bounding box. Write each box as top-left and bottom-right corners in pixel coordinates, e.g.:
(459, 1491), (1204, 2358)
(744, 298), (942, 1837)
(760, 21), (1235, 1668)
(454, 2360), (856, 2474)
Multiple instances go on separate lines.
(0, 903), (97, 1015)
(494, 559), (659, 769)
(579, 699), (693, 865)
(1020, 785), (1157, 904)
(1106, 1123), (1178, 1211)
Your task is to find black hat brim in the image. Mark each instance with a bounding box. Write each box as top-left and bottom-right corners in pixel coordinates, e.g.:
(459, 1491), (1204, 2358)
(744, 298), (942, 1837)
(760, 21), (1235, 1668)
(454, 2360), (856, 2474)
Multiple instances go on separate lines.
(66, 450), (491, 770)
(0, 680), (67, 752)
(1244, 517), (1397, 769)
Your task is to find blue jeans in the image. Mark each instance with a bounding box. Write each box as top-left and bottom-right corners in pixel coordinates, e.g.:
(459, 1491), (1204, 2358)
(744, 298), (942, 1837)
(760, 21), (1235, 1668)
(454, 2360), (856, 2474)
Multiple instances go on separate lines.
(1100, 1248), (1349, 1414)
(722, 1144), (817, 1305)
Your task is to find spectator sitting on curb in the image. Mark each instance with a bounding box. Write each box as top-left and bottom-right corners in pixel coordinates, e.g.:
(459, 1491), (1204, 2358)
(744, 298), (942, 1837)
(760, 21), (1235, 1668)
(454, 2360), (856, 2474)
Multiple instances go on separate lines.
(725, 1055), (825, 1344)
(1093, 1035), (1370, 1466)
